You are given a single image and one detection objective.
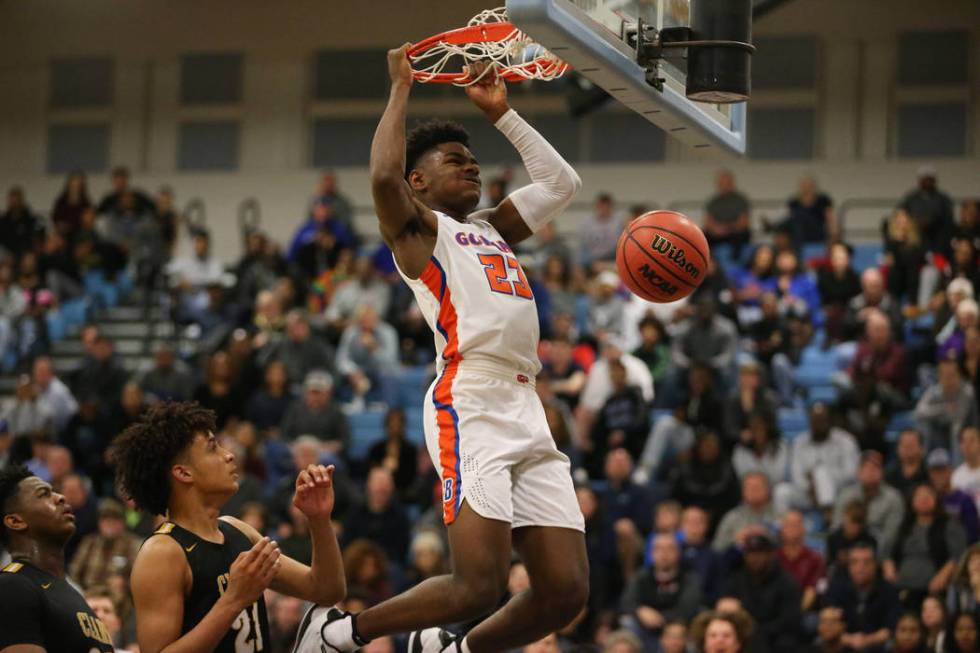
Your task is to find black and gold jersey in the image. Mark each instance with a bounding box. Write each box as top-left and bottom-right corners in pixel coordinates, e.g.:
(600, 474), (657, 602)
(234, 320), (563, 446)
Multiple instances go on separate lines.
(151, 519), (271, 653)
(0, 559), (115, 652)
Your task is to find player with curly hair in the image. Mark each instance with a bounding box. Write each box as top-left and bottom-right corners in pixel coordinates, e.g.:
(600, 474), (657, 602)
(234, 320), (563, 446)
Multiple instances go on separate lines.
(110, 401), (345, 653)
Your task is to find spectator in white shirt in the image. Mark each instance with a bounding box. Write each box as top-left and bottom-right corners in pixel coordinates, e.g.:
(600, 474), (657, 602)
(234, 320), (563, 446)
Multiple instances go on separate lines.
(166, 228), (224, 290)
(166, 228), (226, 325)
(953, 425), (980, 512)
(31, 356), (77, 434)
(777, 402), (860, 512)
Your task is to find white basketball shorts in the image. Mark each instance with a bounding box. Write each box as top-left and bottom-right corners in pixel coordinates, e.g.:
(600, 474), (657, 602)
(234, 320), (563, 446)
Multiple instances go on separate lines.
(422, 361), (585, 532)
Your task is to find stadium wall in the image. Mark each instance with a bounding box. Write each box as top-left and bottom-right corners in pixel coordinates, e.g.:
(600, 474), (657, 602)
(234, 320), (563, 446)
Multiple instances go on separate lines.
(0, 0), (977, 261)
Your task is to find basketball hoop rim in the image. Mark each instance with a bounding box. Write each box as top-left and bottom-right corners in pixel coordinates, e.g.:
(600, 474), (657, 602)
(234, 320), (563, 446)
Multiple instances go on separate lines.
(408, 19), (569, 85)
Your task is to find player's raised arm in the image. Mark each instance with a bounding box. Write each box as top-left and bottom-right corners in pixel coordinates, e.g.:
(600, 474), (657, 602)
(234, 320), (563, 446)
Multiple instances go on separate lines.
(466, 65), (582, 245)
(221, 464), (346, 606)
(370, 45), (430, 248)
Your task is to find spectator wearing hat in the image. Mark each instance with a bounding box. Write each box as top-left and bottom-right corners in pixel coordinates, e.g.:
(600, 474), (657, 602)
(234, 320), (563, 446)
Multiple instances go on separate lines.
(825, 540), (903, 653)
(833, 452), (906, 555)
(68, 498), (143, 590)
(953, 426), (980, 513)
(779, 402), (860, 512)
(927, 448), (980, 543)
(280, 370), (350, 454)
(720, 531), (802, 653)
(621, 532), (703, 650)
(916, 358), (979, 460)
(777, 510), (825, 611)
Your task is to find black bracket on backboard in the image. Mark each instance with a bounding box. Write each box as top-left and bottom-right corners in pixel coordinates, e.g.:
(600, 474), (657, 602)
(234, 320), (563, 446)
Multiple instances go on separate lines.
(626, 18), (755, 92)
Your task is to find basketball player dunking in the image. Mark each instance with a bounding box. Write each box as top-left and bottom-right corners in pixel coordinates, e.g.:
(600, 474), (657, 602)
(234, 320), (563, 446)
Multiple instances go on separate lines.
(110, 402), (346, 653)
(310, 45), (589, 653)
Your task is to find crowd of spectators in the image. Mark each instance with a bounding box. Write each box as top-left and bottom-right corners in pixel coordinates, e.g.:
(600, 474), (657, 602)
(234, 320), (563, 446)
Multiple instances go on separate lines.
(1, 162), (980, 653)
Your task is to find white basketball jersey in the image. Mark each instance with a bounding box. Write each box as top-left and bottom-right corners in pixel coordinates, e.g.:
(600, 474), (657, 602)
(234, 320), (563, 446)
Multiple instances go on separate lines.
(396, 210), (541, 377)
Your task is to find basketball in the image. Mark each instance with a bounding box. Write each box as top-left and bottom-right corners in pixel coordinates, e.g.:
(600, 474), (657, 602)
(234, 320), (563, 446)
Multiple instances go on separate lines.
(616, 210), (710, 303)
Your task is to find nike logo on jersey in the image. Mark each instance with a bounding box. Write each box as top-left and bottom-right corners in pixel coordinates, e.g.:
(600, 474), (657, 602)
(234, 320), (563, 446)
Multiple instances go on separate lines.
(185, 543), (198, 552)
(41, 582), (52, 589)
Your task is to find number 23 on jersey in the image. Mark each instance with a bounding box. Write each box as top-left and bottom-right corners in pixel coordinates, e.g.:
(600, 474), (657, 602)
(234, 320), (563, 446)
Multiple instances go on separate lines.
(478, 253), (534, 300)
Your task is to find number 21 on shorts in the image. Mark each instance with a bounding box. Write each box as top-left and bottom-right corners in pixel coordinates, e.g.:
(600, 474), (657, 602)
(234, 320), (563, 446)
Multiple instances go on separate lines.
(478, 253), (533, 300)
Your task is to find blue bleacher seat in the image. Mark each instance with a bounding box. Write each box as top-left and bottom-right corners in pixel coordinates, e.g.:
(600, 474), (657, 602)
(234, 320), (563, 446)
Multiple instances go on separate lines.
(405, 406), (425, 446)
(808, 385), (838, 403)
(348, 410), (386, 461)
(885, 411), (916, 442)
(801, 243), (826, 265)
(778, 407), (808, 439)
(398, 365), (431, 408)
(851, 243), (882, 273)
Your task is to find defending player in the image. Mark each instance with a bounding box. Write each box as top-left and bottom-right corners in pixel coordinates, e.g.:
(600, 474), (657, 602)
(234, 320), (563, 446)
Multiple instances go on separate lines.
(0, 464), (115, 653)
(311, 46), (589, 653)
(110, 402), (345, 653)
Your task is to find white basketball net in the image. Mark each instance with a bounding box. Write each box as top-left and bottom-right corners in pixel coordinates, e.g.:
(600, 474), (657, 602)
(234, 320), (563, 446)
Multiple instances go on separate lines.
(411, 7), (568, 86)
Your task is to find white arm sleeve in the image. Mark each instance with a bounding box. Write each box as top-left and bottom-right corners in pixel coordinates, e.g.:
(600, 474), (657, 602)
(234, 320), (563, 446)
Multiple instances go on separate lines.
(494, 109), (582, 233)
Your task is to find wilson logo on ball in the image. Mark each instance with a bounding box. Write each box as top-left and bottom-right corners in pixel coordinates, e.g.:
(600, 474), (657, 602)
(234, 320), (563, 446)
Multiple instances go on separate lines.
(650, 235), (700, 279)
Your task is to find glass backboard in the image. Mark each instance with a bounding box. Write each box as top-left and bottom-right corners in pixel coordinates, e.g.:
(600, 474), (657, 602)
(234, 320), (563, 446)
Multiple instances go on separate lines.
(507, 0), (748, 155)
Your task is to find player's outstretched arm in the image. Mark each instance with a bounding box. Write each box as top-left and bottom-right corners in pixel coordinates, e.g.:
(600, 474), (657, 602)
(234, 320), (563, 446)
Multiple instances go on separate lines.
(222, 464), (345, 606)
(466, 65), (581, 246)
(132, 534), (280, 653)
(370, 45), (433, 250)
